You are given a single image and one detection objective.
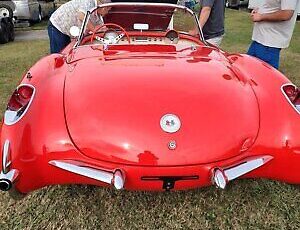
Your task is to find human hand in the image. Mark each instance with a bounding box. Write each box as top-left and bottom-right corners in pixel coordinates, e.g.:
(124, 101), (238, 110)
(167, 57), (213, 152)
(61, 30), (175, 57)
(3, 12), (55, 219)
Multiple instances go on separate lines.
(189, 28), (199, 36)
(251, 7), (258, 14)
(251, 12), (263, 22)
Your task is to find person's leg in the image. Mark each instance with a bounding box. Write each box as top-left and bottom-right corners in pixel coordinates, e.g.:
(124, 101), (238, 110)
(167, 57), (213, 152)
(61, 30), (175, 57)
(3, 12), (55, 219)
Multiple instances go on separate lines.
(266, 47), (281, 69)
(254, 42), (281, 69)
(48, 23), (57, 54)
(59, 33), (71, 52)
(47, 22), (70, 53)
(247, 40), (257, 56)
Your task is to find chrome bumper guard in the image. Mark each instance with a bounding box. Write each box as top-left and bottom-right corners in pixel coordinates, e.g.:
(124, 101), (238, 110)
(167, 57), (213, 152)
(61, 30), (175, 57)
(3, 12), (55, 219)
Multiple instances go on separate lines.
(0, 169), (19, 191)
(49, 160), (125, 190)
(0, 140), (19, 191)
(212, 155), (273, 189)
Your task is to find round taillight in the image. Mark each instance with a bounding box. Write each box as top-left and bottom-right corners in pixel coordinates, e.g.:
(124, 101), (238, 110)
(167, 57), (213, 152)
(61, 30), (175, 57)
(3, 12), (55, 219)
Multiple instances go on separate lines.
(4, 84), (35, 125)
(283, 85), (298, 102)
(282, 84), (300, 113)
(7, 85), (34, 111)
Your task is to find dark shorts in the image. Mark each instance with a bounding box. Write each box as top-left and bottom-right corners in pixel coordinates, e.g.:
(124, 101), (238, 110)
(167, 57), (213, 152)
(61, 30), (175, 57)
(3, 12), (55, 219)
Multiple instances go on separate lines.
(47, 21), (71, 54)
(247, 41), (281, 69)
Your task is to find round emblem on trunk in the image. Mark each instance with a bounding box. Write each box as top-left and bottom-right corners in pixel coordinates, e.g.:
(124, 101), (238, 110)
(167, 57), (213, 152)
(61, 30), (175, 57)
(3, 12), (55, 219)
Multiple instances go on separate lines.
(160, 114), (181, 133)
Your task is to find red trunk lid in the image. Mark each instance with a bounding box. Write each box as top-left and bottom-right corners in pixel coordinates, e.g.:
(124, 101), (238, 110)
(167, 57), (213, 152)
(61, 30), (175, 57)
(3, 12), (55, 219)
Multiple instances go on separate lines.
(64, 49), (259, 166)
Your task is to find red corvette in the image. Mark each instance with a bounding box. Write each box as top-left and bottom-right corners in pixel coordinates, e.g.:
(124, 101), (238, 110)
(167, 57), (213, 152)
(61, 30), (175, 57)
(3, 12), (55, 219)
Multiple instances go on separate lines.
(1, 2), (300, 198)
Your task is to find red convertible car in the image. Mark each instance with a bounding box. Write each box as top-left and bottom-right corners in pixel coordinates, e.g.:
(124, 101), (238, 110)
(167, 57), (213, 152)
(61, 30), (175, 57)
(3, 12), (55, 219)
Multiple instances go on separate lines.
(1, 2), (300, 198)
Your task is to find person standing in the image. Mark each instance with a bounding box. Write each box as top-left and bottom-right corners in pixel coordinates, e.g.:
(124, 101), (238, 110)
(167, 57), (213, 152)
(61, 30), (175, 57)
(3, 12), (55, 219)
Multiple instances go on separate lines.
(247, 0), (300, 69)
(48, 0), (106, 54)
(198, 0), (225, 47)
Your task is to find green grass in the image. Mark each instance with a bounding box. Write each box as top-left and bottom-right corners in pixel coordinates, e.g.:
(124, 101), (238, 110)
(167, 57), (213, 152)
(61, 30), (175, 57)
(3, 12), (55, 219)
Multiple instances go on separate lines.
(0, 9), (300, 229)
(15, 20), (48, 31)
(30, 20), (49, 30)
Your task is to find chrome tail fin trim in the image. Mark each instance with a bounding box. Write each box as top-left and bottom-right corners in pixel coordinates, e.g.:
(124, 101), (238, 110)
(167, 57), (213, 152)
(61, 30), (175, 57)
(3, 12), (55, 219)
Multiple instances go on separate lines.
(49, 160), (125, 190)
(212, 155), (273, 189)
(2, 140), (11, 174)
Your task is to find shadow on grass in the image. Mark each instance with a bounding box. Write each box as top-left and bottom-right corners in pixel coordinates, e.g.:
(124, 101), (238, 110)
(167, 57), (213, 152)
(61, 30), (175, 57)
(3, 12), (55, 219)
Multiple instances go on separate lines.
(1, 180), (299, 229)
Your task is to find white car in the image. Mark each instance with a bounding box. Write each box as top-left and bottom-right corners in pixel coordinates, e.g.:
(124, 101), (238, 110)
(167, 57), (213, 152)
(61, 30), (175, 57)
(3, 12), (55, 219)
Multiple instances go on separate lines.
(13, 0), (55, 22)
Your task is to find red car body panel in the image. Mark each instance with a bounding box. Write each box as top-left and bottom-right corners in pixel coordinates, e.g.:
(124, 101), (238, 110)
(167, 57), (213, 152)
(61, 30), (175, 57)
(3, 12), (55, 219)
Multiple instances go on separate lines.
(64, 46), (259, 166)
(1, 3), (300, 196)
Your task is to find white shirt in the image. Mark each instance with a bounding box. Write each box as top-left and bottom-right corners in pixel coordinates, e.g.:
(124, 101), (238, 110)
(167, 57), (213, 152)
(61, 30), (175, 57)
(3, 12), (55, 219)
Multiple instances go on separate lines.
(252, 0), (300, 48)
(50, 0), (98, 36)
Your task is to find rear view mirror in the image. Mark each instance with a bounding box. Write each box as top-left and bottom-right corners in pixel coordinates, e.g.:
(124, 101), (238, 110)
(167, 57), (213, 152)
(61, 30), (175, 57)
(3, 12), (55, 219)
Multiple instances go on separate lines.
(133, 23), (149, 31)
(70, 26), (80, 37)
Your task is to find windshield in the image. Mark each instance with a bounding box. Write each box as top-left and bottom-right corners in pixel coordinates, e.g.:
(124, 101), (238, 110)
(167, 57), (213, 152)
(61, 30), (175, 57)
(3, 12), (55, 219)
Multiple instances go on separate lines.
(77, 3), (204, 48)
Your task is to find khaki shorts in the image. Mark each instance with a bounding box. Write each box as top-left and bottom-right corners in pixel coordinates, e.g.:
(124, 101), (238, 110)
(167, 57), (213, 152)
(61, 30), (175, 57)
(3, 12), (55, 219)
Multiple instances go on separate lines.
(206, 35), (224, 47)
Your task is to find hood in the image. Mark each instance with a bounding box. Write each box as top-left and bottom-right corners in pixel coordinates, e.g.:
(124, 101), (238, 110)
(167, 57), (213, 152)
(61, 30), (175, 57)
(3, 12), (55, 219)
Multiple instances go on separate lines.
(64, 49), (259, 166)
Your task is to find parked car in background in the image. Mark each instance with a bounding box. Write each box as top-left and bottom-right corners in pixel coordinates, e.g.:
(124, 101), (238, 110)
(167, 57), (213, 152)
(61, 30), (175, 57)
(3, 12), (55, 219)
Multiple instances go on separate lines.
(225, 0), (248, 9)
(13, 0), (55, 22)
(183, 0), (196, 10)
(0, 0), (15, 43)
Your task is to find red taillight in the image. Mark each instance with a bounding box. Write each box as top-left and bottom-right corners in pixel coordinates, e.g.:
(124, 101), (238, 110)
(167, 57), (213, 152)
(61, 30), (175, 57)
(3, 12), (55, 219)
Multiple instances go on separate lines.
(7, 85), (34, 111)
(4, 84), (35, 125)
(282, 84), (300, 112)
(283, 85), (298, 102)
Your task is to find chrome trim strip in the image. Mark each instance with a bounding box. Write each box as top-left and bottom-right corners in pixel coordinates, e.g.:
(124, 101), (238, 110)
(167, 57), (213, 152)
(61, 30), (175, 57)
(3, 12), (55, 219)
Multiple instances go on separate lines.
(49, 160), (125, 189)
(4, 84), (36, 126)
(213, 156), (273, 189)
(193, 11), (206, 44)
(2, 140), (11, 174)
(224, 158), (265, 181)
(281, 83), (300, 115)
(74, 10), (90, 48)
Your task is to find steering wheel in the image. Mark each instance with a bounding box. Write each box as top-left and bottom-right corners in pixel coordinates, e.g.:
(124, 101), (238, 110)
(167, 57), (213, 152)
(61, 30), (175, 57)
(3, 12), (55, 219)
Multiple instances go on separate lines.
(90, 23), (131, 45)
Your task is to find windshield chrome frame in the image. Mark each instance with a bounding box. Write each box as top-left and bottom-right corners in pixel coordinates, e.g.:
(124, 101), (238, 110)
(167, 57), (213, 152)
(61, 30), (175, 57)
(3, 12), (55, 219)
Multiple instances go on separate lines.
(74, 2), (205, 48)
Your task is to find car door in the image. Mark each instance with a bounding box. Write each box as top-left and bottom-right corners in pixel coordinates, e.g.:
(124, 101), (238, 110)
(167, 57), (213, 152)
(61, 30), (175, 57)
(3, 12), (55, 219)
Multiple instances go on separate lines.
(38, 0), (55, 18)
(28, 0), (39, 20)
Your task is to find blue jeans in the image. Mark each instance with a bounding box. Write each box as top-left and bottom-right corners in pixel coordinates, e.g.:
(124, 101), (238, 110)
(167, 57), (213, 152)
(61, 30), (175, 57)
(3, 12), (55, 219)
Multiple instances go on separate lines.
(247, 41), (281, 69)
(47, 21), (71, 54)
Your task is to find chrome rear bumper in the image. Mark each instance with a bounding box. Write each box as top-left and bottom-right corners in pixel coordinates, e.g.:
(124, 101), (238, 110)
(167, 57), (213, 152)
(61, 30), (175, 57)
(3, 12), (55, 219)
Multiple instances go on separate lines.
(212, 155), (273, 189)
(49, 160), (125, 190)
(0, 140), (19, 191)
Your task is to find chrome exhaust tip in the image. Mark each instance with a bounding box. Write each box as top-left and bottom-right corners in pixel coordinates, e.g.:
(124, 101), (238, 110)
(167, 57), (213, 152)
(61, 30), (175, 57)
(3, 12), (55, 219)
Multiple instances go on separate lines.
(212, 168), (227, 189)
(112, 170), (125, 190)
(0, 179), (12, 191)
(0, 169), (19, 191)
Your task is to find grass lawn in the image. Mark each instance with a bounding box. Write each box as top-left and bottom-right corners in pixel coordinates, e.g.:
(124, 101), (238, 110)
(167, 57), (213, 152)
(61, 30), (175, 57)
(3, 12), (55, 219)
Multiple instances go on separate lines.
(0, 9), (300, 229)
